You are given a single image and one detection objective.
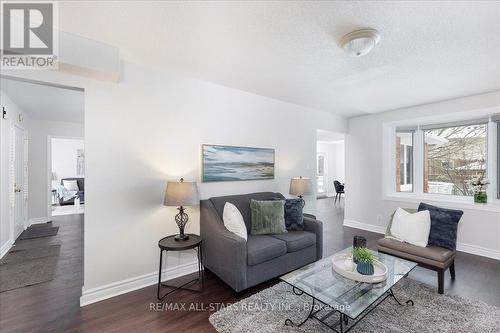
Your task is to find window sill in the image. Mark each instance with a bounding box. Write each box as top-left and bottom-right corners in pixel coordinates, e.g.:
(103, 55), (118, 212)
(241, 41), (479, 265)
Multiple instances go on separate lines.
(384, 193), (500, 213)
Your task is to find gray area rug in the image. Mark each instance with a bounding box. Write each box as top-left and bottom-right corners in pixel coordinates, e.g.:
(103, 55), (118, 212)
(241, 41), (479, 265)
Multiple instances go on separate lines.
(19, 226), (59, 240)
(209, 279), (500, 333)
(0, 245), (60, 292)
(0, 244), (61, 265)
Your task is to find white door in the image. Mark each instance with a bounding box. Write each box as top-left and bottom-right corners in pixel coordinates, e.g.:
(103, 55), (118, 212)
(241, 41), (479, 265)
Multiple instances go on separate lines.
(13, 125), (25, 238)
(317, 153), (327, 195)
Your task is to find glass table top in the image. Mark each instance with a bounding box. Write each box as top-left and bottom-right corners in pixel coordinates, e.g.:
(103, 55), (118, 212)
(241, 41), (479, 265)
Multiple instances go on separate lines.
(280, 247), (417, 319)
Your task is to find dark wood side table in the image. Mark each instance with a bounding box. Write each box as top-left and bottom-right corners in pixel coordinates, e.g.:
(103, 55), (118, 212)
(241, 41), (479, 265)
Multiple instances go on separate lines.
(157, 234), (204, 300)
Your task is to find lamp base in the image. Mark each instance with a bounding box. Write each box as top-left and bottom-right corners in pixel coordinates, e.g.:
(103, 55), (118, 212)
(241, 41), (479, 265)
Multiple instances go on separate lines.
(174, 233), (189, 241)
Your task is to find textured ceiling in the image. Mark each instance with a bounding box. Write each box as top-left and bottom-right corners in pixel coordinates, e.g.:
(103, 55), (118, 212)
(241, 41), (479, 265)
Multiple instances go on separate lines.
(1, 79), (84, 123)
(58, 1), (500, 116)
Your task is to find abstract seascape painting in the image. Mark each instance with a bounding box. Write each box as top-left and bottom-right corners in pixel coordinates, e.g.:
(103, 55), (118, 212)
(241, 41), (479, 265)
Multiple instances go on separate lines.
(202, 145), (275, 182)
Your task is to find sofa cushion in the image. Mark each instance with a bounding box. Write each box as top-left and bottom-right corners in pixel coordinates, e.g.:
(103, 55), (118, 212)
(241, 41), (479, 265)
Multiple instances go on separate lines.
(63, 180), (79, 191)
(247, 235), (287, 266)
(210, 192), (285, 230)
(283, 198), (304, 231)
(418, 202), (463, 250)
(271, 231), (316, 253)
(223, 202), (247, 240)
(377, 238), (455, 264)
(250, 200), (287, 235)
(61, 178), (84, 191)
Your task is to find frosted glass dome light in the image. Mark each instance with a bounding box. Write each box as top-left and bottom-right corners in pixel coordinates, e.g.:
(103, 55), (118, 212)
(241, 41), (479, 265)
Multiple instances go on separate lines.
(340, 28), (381, 57)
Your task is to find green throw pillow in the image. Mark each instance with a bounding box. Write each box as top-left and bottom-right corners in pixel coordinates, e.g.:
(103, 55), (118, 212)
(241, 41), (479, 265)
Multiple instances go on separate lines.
(250, 199), (287, 235)
(385, 207), (417, 238)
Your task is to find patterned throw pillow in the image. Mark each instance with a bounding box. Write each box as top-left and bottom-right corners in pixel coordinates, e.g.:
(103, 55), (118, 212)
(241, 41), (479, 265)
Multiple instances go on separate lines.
(418, 202), (463, 250)
(284, 198), (304, 231)
(250, 200), (287, 235)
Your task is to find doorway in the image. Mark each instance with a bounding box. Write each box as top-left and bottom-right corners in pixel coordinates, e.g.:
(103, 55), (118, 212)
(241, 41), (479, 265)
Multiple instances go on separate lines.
(49, 137), (85, 217)
(0, 76), (84, 302)
(316, 130), (345, 199)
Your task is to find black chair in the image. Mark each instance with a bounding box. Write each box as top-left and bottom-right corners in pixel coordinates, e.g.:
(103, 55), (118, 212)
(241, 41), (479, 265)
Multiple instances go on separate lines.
(333, 180), (344, 204)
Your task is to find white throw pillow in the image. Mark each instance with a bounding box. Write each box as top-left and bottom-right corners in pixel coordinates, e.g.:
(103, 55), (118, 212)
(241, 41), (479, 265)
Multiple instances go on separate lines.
(223, 202), (247, 241)
(63, 180), (79, 191)
(390, 208), (431, 247)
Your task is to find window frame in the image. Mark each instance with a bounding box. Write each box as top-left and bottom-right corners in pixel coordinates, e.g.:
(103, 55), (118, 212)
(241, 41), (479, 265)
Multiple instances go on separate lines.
(395, 130), (414, 193)
(497, 121), (500, 199)
(383, 115), (500, 211)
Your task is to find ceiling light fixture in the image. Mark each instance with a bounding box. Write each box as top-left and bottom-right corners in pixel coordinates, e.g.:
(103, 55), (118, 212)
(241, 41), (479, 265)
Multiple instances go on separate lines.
(340, 28), (381, 57)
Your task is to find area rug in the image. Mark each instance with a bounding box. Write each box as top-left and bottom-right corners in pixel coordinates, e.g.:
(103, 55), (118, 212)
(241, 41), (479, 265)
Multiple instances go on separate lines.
(19, 225), (59, 240)
(0, 244), (61, 265)
(0, 245), (60, 292)
(209, 279), (500, 333)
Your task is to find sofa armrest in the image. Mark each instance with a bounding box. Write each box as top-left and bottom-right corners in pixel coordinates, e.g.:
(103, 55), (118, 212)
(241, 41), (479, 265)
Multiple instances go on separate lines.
(200, 200), (247, 291)
(303, 216), (323, 260)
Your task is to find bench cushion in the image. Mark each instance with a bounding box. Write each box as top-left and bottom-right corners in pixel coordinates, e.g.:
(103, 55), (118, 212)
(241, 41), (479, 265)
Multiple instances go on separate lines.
(377, 238), (455, 269)
(247, 235), (286, 266)
(271, 231), (316, 253)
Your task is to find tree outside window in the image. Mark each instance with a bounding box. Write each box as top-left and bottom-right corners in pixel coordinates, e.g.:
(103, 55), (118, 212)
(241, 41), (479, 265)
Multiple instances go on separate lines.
(424, 124), (487, 196)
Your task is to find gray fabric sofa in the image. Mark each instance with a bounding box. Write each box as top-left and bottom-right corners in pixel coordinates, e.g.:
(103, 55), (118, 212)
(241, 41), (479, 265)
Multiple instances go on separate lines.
(59, 178), (85, 205)
(200, 192), (323, 292)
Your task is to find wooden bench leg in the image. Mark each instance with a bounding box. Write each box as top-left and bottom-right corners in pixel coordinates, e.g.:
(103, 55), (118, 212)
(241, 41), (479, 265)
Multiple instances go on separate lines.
(449, 261), (455, 280)
(437, 270), (444, 294)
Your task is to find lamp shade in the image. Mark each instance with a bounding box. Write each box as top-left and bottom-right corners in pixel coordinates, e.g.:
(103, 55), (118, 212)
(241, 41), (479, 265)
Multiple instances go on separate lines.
(163, 178), (199, 207)
(289, 176), (312, 196)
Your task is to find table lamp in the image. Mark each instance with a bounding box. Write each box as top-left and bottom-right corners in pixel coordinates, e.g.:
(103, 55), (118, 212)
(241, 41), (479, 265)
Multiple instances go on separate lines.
(163, 178), (199, 241)
(289, 176), (312, 207)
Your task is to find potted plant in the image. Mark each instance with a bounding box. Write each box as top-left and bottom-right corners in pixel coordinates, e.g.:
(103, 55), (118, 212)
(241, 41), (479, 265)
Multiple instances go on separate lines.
(470, 176), (489, 204)
(352, 247), (375, 275)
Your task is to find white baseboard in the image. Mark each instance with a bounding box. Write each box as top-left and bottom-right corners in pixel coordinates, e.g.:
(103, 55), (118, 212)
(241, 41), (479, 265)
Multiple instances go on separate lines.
(0, 239), (14, 259)
(80, 261), (199, 307)
(343, 219), (500, 260)
(343, 219), (386, 234)
(29, 217), (51, 225)
(456, 242), (500, 260)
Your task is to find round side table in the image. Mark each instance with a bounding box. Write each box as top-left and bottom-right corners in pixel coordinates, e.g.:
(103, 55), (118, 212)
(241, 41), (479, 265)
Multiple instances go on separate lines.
(157, 234), (203, 300)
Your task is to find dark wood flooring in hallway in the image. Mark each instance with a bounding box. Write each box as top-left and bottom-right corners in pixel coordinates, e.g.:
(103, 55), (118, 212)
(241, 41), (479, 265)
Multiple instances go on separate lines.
(0, 198), (498, 333)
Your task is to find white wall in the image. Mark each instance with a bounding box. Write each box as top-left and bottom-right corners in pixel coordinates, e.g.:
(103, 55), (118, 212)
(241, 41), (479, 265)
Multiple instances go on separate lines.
(29, 120), (84, 221)
(317, 141), (345, 196)
(0, 92), (31, 257)
(51, 138), (85, 185)
(1, 62), (347, 304)
(345, 91), (500, 259)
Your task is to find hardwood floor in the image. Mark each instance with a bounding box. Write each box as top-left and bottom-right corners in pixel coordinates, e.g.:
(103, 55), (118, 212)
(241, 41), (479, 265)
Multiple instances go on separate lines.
(0, 198), (498, 333)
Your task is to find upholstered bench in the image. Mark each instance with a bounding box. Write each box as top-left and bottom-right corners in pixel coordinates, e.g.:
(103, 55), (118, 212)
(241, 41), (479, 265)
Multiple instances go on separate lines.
(377, 238), (455, 294)
(377, 203), (463, 294)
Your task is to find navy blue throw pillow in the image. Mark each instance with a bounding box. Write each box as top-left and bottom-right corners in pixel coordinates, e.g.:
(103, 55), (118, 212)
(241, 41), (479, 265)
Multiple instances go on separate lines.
(418, 202), (463, 250)
(284, 199), (304, 231)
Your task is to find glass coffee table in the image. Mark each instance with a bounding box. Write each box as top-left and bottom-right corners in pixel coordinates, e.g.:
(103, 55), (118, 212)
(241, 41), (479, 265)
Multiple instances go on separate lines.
(280, 247), (417, 333)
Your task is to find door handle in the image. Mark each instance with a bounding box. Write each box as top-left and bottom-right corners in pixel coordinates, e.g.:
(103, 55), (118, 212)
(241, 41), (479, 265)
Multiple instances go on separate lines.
(14, 184), (21, 193)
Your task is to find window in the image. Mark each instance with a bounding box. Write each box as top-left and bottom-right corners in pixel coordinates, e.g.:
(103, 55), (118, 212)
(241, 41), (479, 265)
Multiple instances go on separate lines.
(423, 124), (487, 196)
(396, 132), (413, 192)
